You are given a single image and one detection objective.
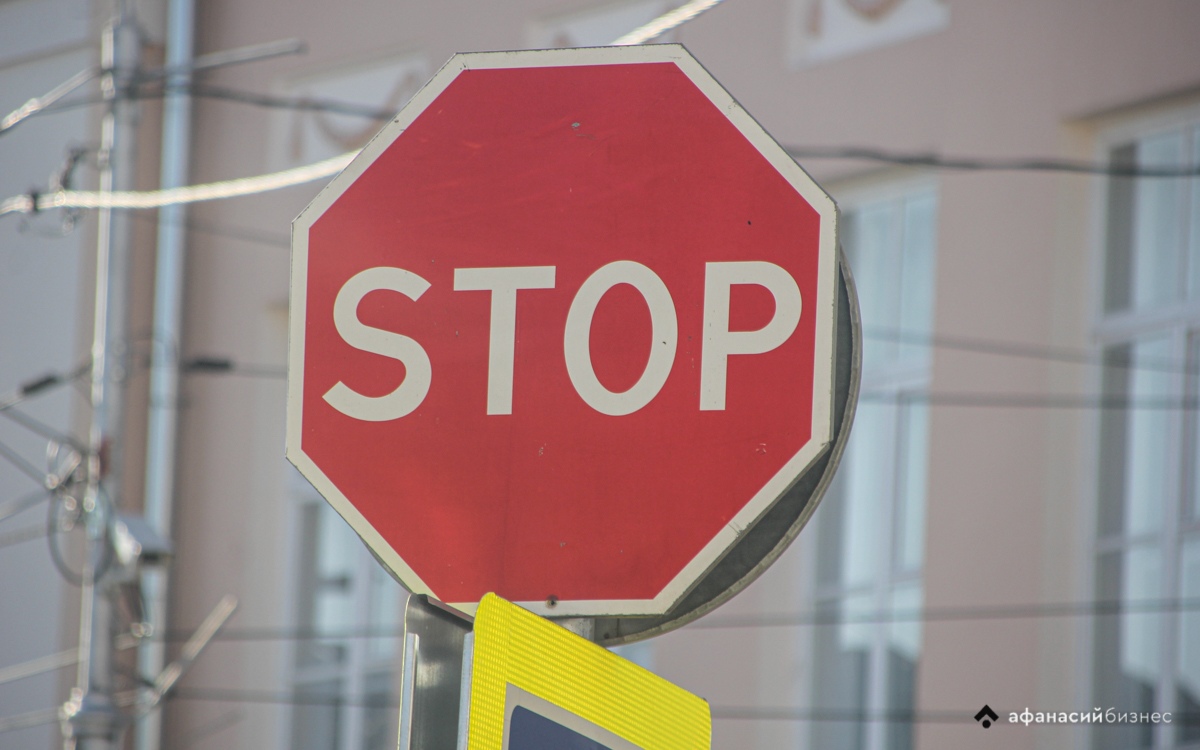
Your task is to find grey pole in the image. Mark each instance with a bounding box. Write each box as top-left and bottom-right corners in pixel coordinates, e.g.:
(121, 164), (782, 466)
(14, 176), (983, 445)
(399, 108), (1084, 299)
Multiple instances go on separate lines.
(137, 0), (195, 746)
(61, 3), (141, 748)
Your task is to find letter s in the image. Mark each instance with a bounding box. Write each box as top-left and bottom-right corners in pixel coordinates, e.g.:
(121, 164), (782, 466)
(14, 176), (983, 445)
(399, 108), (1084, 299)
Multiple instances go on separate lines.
(322, 267), (431, 421)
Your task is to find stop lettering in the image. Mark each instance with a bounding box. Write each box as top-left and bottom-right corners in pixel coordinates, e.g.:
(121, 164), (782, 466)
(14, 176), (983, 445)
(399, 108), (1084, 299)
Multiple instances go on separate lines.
(324, 260), (802, 420)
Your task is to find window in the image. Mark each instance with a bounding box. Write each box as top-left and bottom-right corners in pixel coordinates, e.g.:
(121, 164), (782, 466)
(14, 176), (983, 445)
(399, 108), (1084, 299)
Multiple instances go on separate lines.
(788, 0), (950, 68)
(809, 180), (936, 750)
(290, 476), (403, 750)
(1094, 109), (1200, 750)
(275, 57), (425, 746)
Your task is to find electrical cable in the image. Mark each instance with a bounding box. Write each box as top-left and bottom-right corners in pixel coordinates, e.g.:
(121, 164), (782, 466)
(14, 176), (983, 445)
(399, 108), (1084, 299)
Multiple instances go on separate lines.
(18, 3), (712, 123)
(145, 595), (1200, 645)
(0, 361), (92, 412)
(708, 706), (989, 724)
(142, 85), (1200, 178)
(0, 38), (304, 133)
(0, 405), (82, 448)
(614, 0), (727, 44)
(0, 488), (51, 525)
(0, 648), (78, 687)
(143, 82), (1200, 179)
(101, 81), (1200, 177)
(0, 150), (355, 216)
(171, 352), (1200, 411)
(0, 66), (100, 135)
(786, 145), (1200, 178)
(706, 706), (1200, 726)
(3, 34), (1198, 218)
(166, 686), (395, 708)
(689, 596), (1200, 630)
(180, 82), (396, 121)
(27, 80), (397, 122)
(863, 326), (1193, 374)
(0, 439), (50, 485)
(128, 206), (289, 249)
(861, 391), (1200, 410)
(181, 357), (286, 379)
(155, 689), (1200, 727)
(4, 140), (1195, 218)
(0, 707), (61, 734)
(0, 521), (49, 550)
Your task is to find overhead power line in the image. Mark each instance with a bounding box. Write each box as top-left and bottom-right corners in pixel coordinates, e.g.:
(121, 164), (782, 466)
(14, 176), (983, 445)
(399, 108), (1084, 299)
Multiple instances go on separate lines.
(180, 82), (396, 120)
(0, 66), (100, 135)
(0, 440), (50, 486)
(691, 596), (1200, 630)
(148, 596), (1200, 645)
(0, 151), (355, 216)
(4, 139), (1195, 219)
(85, 81), (1200, 178)
(708, 706), (1200, 726)
(710, 706), (988, 725)
(129, 83), (1200, 179)
(612, 0), (727, 45)
(0, 649), (78, 687)
(128, 211), (289, 249)
(861, 392), (1200, 410)
(0, 0), (725, 219)
(174, 352), (1200, 412)
(0, 361), (91, 412)
(0, 489), (51, 525)
(0, 708), (61, 734)
(152, 688), (1200, 728)
(865, 326), (1194, 375)
(2, 45), (1197, 216)
(786, 145), (1200, 178)
(0, 38), (304, 136)
(0, 521), (49, 550)
(167, 686), (395, 709)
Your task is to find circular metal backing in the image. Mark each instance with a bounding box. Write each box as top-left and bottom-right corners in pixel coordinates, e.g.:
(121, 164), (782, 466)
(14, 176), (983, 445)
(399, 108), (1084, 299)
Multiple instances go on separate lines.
(581, 251), (861, 645)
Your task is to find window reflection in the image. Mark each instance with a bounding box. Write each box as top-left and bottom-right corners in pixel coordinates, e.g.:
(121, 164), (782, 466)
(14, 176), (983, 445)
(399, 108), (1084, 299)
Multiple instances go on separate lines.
(1177, 540), (1200, 745)
(1092, 550), (1159, 750)
(1098, 339), (1172, 538)
(1095, 117), (1200, 750)
(811, 182), (936, 750)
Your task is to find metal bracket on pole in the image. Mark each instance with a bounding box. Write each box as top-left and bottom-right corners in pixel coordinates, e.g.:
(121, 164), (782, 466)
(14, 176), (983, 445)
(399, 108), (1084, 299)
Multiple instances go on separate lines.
(397, 596), (473, 750)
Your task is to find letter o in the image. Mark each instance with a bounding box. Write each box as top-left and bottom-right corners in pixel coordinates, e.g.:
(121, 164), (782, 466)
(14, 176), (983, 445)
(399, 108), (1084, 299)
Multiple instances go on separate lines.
(563, 261), (678, 416)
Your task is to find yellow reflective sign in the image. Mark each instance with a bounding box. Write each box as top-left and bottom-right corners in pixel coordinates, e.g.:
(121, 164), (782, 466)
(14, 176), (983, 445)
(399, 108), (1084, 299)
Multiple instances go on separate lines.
(465, 593), (712, 750)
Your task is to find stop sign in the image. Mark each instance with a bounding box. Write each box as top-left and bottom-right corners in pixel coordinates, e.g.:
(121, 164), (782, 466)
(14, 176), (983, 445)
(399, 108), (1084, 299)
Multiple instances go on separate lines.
(287, 45), (839, 618)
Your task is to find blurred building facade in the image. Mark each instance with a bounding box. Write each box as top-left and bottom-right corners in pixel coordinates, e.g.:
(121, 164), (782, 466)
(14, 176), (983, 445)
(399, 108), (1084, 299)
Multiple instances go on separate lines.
(2, 1), (1200, 749)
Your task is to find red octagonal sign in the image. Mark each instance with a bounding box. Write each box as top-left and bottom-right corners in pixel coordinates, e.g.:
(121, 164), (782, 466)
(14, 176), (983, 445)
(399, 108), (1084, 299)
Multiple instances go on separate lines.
(287, 45), (838, 617)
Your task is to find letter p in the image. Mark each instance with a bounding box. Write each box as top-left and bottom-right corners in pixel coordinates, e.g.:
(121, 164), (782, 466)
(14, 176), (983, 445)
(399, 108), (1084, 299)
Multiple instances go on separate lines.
(700, 261), (802, 411)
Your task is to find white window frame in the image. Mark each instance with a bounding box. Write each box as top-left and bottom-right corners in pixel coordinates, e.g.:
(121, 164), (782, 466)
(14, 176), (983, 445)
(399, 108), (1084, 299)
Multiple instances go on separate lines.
(1087, 99), (1200, 750)
(287, 471), (404, 750)
(805, 172), (937, 750)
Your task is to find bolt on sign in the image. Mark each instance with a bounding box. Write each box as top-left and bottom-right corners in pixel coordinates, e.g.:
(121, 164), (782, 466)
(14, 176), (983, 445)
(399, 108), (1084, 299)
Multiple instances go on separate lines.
(287, 45), (849, 621)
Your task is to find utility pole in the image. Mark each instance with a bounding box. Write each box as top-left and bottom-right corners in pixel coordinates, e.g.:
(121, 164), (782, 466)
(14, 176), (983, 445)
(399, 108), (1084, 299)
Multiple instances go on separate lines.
(59, 2), (141, 748)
